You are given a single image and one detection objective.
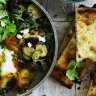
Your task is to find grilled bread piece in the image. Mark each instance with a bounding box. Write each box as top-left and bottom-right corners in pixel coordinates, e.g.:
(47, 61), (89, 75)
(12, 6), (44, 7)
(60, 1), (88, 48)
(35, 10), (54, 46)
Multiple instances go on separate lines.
(76, 6), (96, 62)
(51, 22), (92, 88)
(58, 22), (75, 59)
(57, 34), (76, 71)
(51, 66), (73, 89)
(76, 6), (96, 80)
(51, 6), (96, 89)
(51, 24), (75, 89)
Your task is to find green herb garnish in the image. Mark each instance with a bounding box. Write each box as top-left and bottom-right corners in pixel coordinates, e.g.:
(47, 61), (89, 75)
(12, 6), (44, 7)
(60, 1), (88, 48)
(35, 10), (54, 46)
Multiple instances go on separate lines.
(66, 60), (83, 80)
(0, 0), (6, 4)
(0, 0), (17, 42)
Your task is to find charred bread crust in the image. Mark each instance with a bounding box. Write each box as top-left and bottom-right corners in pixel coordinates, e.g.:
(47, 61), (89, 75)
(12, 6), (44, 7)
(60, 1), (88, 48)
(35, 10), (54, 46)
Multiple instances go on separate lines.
(50, 23), (75, 89)
(50, 66), (73, 89)
(78, 7), (96, 13)
(79, 59), (93, 80)
(91, 71), (96, 85)
(57, 34), (76, 71)
(58, 22), (75, 59)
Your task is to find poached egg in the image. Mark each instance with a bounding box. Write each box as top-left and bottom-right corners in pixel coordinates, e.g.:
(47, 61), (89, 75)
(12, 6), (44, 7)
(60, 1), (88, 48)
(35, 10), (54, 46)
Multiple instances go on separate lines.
(0, 47), (17, 76)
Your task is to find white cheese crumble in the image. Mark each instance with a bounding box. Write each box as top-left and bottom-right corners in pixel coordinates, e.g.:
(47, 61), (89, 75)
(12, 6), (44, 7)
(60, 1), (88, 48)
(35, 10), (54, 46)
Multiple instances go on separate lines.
(20, 29), (29, 34)
(16, 34), (22, 39)
(0, 48), (17, 76)
(27, 42), (32, 48)
(38, 36), (46, 43)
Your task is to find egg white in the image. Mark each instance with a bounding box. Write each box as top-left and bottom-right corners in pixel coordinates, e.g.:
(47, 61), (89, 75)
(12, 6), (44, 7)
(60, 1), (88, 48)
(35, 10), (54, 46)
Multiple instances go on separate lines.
(0, 48), (17, 76)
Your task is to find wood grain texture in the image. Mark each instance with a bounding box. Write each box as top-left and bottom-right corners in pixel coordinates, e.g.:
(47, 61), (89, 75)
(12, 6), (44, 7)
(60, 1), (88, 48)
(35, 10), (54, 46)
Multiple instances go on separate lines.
(29, 0), (96, 96)
(29, 78), (75, 96)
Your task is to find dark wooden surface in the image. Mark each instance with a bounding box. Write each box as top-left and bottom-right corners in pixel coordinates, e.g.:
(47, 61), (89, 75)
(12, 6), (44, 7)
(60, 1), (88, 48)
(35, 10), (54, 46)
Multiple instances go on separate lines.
(29, 0), (96, 96)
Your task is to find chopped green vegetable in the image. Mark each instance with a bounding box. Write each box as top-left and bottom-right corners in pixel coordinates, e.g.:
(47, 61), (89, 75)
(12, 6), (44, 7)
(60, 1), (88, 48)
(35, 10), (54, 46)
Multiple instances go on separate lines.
(31, 19), (39, 28)
(32, 50), (41, 62)
(66, 60), (84, 80)
(6, 23), (16, 33)
(0, 20), (16, 42)
(0, 1), (17, 42)
(68, 60), (76, 69)
(0, 3), (4, 10)
(66, 69), (78, 80)
(23, 47), (35, 57)
(0, 0), (6, 4)
(36, 44), (47, 57)
(0, 10), (8, 19)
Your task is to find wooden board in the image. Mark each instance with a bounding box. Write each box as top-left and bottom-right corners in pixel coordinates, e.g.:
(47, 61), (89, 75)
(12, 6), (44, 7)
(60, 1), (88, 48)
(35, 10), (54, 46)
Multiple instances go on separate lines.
(29, 0), (96, 96)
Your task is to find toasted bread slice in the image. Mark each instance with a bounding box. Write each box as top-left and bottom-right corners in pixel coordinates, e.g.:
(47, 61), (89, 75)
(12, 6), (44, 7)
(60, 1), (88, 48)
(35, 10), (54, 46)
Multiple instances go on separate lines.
(76, 7), (96, 62)
(58, 22), (75, 59)
(57, 34), (76, 71)
(76, 6), (95, 80)
(51, 24), (75, 89)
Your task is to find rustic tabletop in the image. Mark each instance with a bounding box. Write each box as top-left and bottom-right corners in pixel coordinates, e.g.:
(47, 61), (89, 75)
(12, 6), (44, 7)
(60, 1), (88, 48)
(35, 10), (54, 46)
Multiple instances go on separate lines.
(29, 0), (96, 96)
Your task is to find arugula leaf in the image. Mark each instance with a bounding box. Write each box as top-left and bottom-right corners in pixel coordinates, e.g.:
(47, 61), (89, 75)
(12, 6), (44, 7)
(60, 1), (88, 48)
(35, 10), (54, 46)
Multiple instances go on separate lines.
(6, 23), (16, 33)
(66, 69), (78, 80)
(14, 14), (24, 21)
(1, 18), (9, 24)
(0, 26), (3, 33)
(0, 10), (8, 19)
(1, 29), (8, 41)
(0, 18), (9, 27)
(0, 3), (4, 10)
(31, 19), (39, 28)
(0, 0), (6, 4)
(0, 1), (16, 42)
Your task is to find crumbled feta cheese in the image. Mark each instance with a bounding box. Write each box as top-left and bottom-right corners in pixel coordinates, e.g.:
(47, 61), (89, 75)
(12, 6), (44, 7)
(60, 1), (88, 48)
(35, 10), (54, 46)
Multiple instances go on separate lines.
(10, 51), (14, 54)
(16, 34), (22, 39)
(38, 36), (46, 42)
(27, 42), (32, 48)
(20, 29), (29, 34)
(1, 21), (6, 27)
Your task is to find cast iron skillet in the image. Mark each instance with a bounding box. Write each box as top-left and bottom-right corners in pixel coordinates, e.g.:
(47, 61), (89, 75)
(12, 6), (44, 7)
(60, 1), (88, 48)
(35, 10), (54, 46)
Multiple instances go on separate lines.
(5, 0), (58, 96)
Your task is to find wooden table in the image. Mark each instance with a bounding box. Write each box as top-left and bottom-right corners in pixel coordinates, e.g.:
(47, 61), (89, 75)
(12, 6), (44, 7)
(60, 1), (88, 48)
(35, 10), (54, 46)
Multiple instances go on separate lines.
(29, 0), (96, 96)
